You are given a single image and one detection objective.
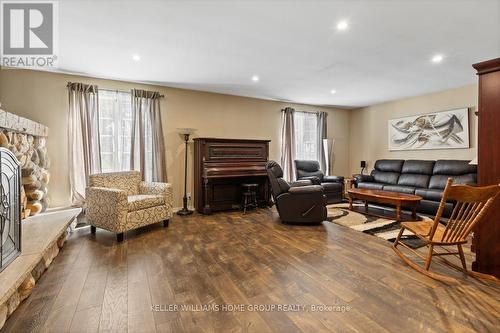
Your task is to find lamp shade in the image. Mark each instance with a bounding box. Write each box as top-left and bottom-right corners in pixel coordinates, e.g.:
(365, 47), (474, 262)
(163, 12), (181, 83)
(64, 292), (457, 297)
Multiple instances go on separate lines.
(176, 128), (196, 135)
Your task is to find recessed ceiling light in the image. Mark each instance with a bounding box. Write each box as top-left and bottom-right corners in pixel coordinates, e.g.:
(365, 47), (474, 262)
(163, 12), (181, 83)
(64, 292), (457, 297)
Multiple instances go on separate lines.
(330, 89), (337, 94)
(132, 54), (141, 61)
(336, 20), (349, 31)
(251, 75), (259, 82)
(431, 54), (444, 63)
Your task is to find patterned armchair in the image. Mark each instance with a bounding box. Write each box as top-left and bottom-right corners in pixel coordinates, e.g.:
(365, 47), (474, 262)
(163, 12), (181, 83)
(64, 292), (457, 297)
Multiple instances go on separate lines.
(86, 171), (173, 242)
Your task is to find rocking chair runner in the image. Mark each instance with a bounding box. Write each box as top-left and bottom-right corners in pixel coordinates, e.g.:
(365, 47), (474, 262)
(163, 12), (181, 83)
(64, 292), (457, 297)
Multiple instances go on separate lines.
(392, 178), (500, 283)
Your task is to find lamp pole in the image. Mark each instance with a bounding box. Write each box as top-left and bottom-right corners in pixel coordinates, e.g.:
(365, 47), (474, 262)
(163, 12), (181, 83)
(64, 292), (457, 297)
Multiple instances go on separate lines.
(177, 132), (193, 215)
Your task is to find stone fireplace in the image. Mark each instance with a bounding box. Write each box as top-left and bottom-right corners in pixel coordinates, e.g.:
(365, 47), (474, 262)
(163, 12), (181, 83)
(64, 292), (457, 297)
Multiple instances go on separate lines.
(0, 108), (49, 219)
(0, 148), (21, 273)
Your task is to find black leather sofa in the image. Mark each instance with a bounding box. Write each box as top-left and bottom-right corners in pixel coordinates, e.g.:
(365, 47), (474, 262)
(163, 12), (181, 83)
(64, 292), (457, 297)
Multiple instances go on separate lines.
(266, 161), (327, 224)
(354, 159), (477, 217)
(295, 160), (344, 204)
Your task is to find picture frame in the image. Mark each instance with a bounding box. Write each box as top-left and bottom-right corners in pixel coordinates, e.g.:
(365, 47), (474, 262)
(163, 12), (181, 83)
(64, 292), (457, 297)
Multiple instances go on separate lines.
(388, 108), (470, 151)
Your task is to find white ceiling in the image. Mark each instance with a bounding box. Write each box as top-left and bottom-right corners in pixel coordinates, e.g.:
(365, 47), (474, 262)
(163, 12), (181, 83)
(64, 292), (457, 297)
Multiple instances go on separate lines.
(55, 0), (500, 108)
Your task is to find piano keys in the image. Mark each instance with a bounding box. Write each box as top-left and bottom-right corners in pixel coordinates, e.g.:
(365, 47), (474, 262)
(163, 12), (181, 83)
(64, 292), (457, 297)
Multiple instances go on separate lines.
(193, 138), (272, 214)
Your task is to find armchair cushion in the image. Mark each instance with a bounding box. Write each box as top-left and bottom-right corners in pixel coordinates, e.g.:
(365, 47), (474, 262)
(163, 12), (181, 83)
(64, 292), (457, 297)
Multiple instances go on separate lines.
(128, 194), (165, 212)
(139, 181), (173, 208)
(295, 160), (325, 181)
(89, 171), (142, 196)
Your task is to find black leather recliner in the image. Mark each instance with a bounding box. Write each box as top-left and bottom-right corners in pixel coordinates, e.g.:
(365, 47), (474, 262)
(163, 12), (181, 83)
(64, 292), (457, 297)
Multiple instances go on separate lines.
(266, 161), (327, 224)
(294, 160), (344, 204)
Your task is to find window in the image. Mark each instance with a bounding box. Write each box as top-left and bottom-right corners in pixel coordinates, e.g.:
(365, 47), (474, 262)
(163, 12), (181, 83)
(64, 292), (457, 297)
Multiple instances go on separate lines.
(294, 111), (318, 161)
(98, 90), (133, 173)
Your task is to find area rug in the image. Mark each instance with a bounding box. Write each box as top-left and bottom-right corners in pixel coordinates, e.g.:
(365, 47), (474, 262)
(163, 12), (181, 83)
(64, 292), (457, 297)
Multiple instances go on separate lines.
(326, 202), (430, 248)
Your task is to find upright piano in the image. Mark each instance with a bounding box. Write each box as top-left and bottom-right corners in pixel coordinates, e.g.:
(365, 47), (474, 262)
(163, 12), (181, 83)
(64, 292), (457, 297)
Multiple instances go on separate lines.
(193, 138), (272, 214)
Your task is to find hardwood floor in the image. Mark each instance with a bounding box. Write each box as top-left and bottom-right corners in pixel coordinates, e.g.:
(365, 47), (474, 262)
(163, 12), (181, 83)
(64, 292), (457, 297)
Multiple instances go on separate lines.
(3, 208), (499, 333)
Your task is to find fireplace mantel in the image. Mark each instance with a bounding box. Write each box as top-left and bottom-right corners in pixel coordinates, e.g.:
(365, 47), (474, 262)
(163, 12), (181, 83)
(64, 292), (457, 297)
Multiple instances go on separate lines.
(0, 108), (48, 137)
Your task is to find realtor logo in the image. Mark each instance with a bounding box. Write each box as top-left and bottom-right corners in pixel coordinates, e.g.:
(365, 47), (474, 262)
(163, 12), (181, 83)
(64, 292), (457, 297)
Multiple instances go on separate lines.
(1, 1), (58, 67)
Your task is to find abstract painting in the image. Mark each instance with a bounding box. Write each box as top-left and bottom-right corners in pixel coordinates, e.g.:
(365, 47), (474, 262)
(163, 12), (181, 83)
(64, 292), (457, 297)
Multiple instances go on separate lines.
(388, 108), (469, 151)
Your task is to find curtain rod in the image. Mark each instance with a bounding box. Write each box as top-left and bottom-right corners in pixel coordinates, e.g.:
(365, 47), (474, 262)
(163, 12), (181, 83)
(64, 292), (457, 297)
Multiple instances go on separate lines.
(67, 83), (164, 97)
(99, 88), (165, 98)
(281, 109), (326, 114)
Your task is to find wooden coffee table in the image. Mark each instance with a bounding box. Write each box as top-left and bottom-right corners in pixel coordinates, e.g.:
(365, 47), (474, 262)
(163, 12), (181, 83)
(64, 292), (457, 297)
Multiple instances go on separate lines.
(347, 188), (422, 222)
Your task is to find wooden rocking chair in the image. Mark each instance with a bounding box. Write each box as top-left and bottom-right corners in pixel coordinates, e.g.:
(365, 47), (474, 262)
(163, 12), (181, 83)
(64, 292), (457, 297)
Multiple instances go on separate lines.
(392, 178), (500, 283)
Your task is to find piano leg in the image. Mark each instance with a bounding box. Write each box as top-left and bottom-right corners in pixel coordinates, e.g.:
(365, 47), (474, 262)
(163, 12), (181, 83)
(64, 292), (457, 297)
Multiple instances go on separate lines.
(203, 178), (212, 214)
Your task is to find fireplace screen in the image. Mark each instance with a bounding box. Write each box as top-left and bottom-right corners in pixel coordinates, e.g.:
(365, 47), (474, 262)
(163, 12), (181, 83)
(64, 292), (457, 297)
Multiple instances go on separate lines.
(0, 148), (21, 272)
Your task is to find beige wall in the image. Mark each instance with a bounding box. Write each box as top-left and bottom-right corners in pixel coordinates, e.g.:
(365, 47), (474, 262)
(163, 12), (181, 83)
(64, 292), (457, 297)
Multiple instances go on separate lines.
(0, 68), (351, 208)
(348, 84), (478, 175)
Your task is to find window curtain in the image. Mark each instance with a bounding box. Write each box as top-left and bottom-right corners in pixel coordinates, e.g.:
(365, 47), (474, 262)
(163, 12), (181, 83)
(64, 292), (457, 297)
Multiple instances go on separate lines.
(130, 89), (167, 182)
(280, 107), (296, 181)
(67, 82), (101, 206)
(316, 111), (327, 172)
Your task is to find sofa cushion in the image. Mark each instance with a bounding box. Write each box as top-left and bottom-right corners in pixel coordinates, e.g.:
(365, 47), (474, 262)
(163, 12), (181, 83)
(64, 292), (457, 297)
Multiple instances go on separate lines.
(401, 160), (435, 175)
(358, 182), (384, 190)
(372, 171), (400, 185)
(382, 185), (416, 195)
(374, 159), (404, 173)
(415, 188), (444, 202)
(428, 174), (477, 189)
(432, 160), (477, 175)
(128, 194), (165, 211)
(418, 199), (454, 217)
(397, 174), (430, 188)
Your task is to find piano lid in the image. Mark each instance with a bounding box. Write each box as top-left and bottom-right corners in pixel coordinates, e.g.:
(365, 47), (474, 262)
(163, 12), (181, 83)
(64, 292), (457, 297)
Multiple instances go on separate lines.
(202, 162), (268, 179)
(196, 138), (270, 163)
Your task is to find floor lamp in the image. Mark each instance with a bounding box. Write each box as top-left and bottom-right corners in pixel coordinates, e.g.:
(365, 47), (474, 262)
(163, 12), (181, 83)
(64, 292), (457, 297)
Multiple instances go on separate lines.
(323, 138), (334, 176)
(177, 128), (196, 215)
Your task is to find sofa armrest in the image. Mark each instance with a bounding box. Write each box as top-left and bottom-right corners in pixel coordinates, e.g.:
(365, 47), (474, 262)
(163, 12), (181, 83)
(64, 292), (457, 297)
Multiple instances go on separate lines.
(288, 185), (324, 194)
(322, 175), (344, 183)
(353, 174), (374, 184)
(139, 182), (173, 209)
(85, 187), (128, 233)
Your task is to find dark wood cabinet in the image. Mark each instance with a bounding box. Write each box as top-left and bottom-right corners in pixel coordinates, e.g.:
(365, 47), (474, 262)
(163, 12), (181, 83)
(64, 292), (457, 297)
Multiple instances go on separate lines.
(472, 58), (500, 277)
(193, 138), (271, 214)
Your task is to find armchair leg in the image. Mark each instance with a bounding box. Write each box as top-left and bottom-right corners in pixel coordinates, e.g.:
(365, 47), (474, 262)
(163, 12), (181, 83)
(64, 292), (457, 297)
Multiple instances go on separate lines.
(90, 226), (96, 234)
(117, 233), (124, 242)
(163, 219), (169, 227)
